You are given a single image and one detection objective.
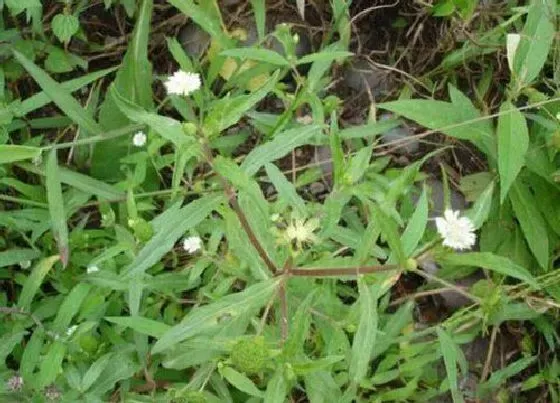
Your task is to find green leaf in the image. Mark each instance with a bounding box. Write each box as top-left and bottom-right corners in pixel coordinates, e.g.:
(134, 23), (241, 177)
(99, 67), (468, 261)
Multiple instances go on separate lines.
(0, 248), (41, 268)
(372, 204), (406, 266)
(19, 162), (124, 200)
(0, 331), (26, 364)
(204, 72), (279, 134)
(0, 145), (41, 164)
(152, 278), (280, 354)
(17, 256), (60, 311)
(296, 50), (353, 65)
(437, 252), (539, 288)
(509, 181), (549, 270)
(37, 341), (67, 388)
(169, 0), (231, 48)
(265, 162), (307, 217)
(81, 353), (113, 392)
(52, 283), (91, 333)
(88, 353), (139, 395)
(46, 149), (70, 267)
(337, 118), (401, 139)
(250, 0), (266, 40)
(123, 194), (222, 278)
(437, 327), (465, 403)
(347, 145), (372, 184)
(512, 0), (556, 87)
(478, 356), (536, 397)
(20, 330), (44, 384)
(105, 316), (171, 338)
(379, 99), (494, 156)
(401, 185), (428, 257)
(221, 48), (290, 66)
(110, 85), (187, 145)
(497, 101), (528, 202)
(221, 366), (264, 398)
(51, 14), (80, 43)
(13, 50), (104, 136)
(466, 180), (494, 229)
(242, 124), (322, 175)
(349, 279), (378, 383)
(264, 368), (288, 403)
(15, 67), (117, 117)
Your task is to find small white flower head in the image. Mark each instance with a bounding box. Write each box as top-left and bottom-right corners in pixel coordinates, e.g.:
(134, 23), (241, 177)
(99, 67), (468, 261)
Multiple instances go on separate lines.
(132, 131), (147, 147)
(87, 264), (100, 274)
(66, 325), (78, 337)
(284, 217), (319, 248)
(183, 236), (202, 253)
(270, 213), (280, 222)
(6, 375), (23, 392)
(296, 115), (313, 125)
(164, 70), (201, 97)
(19, 260), (31, 269)
(435, 209), (476, 251)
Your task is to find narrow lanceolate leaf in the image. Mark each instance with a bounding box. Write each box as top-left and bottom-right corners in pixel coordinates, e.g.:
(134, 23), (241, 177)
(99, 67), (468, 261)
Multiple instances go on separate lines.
(466, 180), (495, 229)
(221, 367), (265, 398)
(52, 283), (91, 333)
(19, 162), (124, 200)
(18, 66), (117, 116)
(265, 162), (307, 217)
(437, 327), (465, 403)
(110, 86), (188, 145)
(152, 277), (280, 354)
(372, 204), (406, 266)
(105, 316), (171, 338)
(242, 124), (323, 175)
(37, 341), (67, 389)
(46, 150), (69, 267)
(497, 101), (528, 202)
(220, 48), (290, 66)
(0, 248), (41, 268)
(512, 0), (556, 87)
(349, 279), (378, 383)
(0, 145), (41, 164)
(401, 185), (428, 257)
(81, 353), (113, 392)
(509, 181), (549, 270)
(437, 252), (539, 289)
(123, 195), (222, 278)
(13, 50), (104, 136)
(17, 256), (60, 311)
(264, 368), (288, 403)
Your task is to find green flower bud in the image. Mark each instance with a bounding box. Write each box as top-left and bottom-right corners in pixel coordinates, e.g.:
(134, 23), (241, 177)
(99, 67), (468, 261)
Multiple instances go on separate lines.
(182, 122), (197, 136)
(130, 218), (154, 242)
(230, 336), (268, 374)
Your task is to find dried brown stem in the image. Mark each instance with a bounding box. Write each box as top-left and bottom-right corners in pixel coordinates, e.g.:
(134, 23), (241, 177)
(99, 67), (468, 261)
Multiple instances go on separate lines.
(202, 144), (278, 275)
(290, 264), (399, 277)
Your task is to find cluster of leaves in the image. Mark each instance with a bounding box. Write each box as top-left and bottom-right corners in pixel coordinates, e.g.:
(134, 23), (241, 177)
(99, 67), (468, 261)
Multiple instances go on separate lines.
(0, 0), (559, 402)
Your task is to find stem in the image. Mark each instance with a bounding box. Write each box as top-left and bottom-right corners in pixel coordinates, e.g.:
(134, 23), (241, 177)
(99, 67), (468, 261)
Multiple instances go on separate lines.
(201, 143), (278, 275)
(410, 267), (481, 304)
(290, 264), (399, 277)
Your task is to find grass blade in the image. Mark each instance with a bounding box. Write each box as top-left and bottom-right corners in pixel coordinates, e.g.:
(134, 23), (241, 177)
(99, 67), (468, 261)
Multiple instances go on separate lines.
(13, 50), (104, 136)
(497, 101), (528, 202)
(0, 145), (41, 164)
(46, 149), (69, 267)
(17, 256), (60, 311)
(437, 327), (465, 403)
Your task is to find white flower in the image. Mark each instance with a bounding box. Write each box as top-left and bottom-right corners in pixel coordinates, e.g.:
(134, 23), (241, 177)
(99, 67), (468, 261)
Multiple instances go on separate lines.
(132, 131), (147, 147)
(296, 115), (313, 125)
(19, 260), (31, 269)
(183, 236), (202, 253)
(87, 265), (100, 274)
(164, 70), (201, 97)
(66, 325), (78, 337)
(284, 217), (319, 248)
(435, 209), (476, 250)
(6, 375), (23, 392)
